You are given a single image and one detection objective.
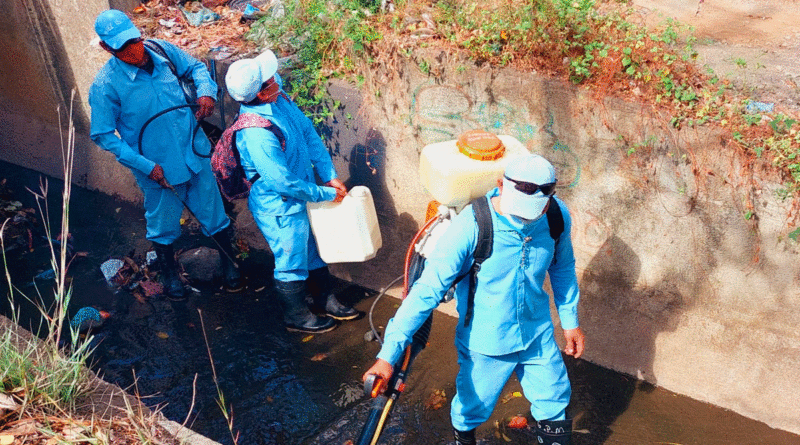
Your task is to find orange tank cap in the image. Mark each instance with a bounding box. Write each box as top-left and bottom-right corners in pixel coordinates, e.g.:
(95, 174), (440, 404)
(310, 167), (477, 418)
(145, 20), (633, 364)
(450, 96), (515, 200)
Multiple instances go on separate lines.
(456, 129), (505, 161)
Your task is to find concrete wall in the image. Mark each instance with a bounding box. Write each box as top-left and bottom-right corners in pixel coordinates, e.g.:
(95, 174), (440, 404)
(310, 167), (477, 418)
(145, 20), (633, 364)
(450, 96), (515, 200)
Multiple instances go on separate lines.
(2, 1), (799, 437)
(323, 53), (800, 435)
(0, 0), (141, 199)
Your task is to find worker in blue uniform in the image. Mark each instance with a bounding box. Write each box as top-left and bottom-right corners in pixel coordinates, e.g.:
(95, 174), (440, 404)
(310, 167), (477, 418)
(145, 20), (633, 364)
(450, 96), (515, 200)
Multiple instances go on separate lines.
(364, 154), (586, 445)
(224, 50), (359, 333)
(89, 9), (241, 299)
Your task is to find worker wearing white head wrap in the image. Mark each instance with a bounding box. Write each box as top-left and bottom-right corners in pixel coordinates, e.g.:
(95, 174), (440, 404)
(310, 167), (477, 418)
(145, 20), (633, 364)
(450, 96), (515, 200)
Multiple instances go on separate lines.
(224, 50), (358, 333)
(364, 154), (585, 445)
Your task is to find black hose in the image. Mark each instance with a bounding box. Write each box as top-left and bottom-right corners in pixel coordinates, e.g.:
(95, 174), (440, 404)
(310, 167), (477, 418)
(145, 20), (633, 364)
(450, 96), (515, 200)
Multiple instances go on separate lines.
(137, 104), (210, 158)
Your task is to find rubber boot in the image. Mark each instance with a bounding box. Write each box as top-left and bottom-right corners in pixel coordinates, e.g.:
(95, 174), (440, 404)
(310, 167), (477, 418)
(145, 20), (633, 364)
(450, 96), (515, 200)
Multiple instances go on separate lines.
(535, 418), (572, 445)
(152, 242), (185, 301)
(274, 280), (337, 333)
(308, 267), (359, 321)
(451, 428), (476, 445)
(212, 226), (243, 292)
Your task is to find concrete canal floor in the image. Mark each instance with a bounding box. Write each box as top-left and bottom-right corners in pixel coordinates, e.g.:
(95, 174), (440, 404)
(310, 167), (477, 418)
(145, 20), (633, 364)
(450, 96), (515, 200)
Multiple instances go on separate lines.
(1, 160), (799, 445)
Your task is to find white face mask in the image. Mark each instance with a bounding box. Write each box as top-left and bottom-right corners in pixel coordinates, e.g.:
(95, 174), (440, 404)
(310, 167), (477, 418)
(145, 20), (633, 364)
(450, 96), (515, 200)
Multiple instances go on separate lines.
(510, 212), (545, 227)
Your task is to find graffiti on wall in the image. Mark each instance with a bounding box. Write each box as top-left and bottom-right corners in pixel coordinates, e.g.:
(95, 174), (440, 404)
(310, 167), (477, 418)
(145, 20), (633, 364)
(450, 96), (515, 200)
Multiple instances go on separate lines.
(408, 81), (581, 189)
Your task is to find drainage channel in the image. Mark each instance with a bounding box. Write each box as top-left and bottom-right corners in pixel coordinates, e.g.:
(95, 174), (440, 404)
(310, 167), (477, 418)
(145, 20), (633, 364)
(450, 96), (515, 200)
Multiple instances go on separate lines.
(1, 161), (799, 444)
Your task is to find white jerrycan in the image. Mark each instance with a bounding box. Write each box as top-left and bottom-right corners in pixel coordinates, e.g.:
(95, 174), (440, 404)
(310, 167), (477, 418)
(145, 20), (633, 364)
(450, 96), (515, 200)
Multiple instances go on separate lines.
(307, 185), (382, 263)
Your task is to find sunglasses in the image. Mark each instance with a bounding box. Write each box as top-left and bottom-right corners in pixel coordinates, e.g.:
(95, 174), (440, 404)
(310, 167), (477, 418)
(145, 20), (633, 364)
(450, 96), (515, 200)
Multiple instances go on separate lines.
(504, 175), (556, 196)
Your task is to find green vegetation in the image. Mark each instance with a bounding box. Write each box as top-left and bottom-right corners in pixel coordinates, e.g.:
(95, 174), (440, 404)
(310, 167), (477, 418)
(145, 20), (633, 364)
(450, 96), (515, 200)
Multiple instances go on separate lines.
(246, 0), (382, 123)
(1, 100), (93, 417)
(243, 0), (800, 196)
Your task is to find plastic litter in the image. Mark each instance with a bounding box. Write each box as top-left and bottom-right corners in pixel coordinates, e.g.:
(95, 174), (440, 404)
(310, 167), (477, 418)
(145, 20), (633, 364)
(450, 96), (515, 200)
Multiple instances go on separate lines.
(159, 18), (178, 28)
(146, 250), (158, 266)
(746, 101), (774, 114)
(100, 258), (125, 284)
(228, 0), (268, 12)
(244, 4), (260, 15)
(34, 269), (55, 281)
(180, 5), (221, 26)
(70, 307), (110, 332)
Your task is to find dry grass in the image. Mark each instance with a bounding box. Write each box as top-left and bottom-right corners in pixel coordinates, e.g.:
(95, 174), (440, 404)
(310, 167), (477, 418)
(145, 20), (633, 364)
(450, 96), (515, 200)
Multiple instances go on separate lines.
(0, 92), (184, 445)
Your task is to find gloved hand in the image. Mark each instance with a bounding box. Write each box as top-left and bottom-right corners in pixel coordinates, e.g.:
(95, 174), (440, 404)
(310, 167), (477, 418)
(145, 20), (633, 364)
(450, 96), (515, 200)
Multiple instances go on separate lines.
(148, 164), (173, 190)
(195, 96), (215, 120)
(325, 178), (347, 203)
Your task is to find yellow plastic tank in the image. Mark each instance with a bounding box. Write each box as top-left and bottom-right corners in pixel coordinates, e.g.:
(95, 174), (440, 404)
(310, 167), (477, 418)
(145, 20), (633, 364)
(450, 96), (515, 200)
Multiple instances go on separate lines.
(419, 130), (530, 207)
(307, 186), (382, 263)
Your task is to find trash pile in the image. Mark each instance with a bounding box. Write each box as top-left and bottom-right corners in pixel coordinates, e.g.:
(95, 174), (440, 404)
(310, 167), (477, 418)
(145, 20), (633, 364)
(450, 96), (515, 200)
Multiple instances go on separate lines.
(0, 179), (38, 257)
(129, 0), (285, 61)
(99, 251), (165, 303)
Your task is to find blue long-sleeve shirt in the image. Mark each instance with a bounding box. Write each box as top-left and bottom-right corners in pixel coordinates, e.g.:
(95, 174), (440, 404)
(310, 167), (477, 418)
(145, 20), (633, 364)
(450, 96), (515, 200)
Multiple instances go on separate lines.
(89, 39), (217, 185)
(378, 189), (581, 364)
(235, 77), (338, 216)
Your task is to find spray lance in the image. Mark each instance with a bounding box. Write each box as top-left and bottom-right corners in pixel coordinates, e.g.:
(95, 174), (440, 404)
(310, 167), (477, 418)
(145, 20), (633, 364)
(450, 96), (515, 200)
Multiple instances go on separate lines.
(136, 103), (238, 267)
(357, 206), (456, 445)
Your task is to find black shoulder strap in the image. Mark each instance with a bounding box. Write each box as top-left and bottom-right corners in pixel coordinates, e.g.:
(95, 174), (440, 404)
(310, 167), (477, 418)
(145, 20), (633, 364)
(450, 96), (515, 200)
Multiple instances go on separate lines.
(463, 195), (493, 327)
(471, 196), (494, 264)
(546, 195), (564, 264)
(546, 196), (564, 241)
(143, 40), (178, 78)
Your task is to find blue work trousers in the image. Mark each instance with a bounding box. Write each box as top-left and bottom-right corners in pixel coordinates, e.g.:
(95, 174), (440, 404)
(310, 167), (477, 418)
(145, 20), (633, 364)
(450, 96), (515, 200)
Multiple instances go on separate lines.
(140, 164), (229, 244)
(450, 335), (571, 431)
(251, 207), (326, 282)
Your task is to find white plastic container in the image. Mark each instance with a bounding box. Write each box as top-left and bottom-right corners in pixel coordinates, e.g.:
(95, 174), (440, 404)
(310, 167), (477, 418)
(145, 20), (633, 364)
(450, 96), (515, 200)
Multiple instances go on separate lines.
(419, 130), (530, 207)
(307, 185), (382, 263)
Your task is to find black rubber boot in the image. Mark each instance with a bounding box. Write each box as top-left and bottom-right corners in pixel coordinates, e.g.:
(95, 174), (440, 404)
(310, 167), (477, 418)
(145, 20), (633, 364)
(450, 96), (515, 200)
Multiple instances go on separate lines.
(308, 267), (359, 321)
(452, 428), (476, 445)
(152, 242), (185, 301)
(212, 226), (243, 292)
(535, 418), (572, 445)
(274, 280), (337, 333)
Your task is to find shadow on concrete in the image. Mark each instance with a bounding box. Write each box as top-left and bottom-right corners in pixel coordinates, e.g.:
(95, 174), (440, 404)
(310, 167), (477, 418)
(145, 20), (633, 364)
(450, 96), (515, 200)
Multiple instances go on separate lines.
(319, 84), (422, 293)
(574, 235), (686, 443)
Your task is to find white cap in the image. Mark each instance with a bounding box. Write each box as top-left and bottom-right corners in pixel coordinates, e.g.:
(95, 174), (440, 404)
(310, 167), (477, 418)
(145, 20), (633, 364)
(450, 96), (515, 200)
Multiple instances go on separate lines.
(225, 50), (279, 103)
(500, 154), (557, 220)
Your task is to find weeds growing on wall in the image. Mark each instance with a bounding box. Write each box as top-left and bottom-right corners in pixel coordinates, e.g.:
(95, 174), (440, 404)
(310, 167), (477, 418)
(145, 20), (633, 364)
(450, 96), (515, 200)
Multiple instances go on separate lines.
(241, 0), (799, 196)
(246, 0), (382, 124)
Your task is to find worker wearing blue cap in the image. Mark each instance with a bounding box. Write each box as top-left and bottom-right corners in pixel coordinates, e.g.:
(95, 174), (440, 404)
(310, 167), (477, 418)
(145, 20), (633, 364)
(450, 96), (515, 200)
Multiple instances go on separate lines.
(364, 154), (585, 445)
(89, 9), (241, 299)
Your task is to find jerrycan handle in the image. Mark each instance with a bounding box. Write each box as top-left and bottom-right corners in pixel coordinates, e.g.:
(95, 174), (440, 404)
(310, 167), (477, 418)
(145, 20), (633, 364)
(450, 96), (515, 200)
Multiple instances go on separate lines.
(346, 185), (370, 200)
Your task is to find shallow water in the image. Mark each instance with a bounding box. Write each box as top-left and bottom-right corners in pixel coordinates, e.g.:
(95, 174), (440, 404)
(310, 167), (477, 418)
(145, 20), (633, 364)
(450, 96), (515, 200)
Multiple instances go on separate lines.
(1, 161), (799, 445)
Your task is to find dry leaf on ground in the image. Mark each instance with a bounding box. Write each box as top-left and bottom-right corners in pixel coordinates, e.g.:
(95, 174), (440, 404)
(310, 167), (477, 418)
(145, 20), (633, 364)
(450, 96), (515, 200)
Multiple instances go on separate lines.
(424, 389), (447, 410)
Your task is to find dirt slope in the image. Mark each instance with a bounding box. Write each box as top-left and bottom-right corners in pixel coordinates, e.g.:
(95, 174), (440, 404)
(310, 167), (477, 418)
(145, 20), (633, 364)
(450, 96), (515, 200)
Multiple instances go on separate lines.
(633, 0), (800, 110)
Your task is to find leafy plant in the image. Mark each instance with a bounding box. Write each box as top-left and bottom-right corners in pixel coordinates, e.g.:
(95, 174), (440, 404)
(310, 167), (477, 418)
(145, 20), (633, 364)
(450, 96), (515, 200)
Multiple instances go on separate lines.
(246, 0), (383, 122)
